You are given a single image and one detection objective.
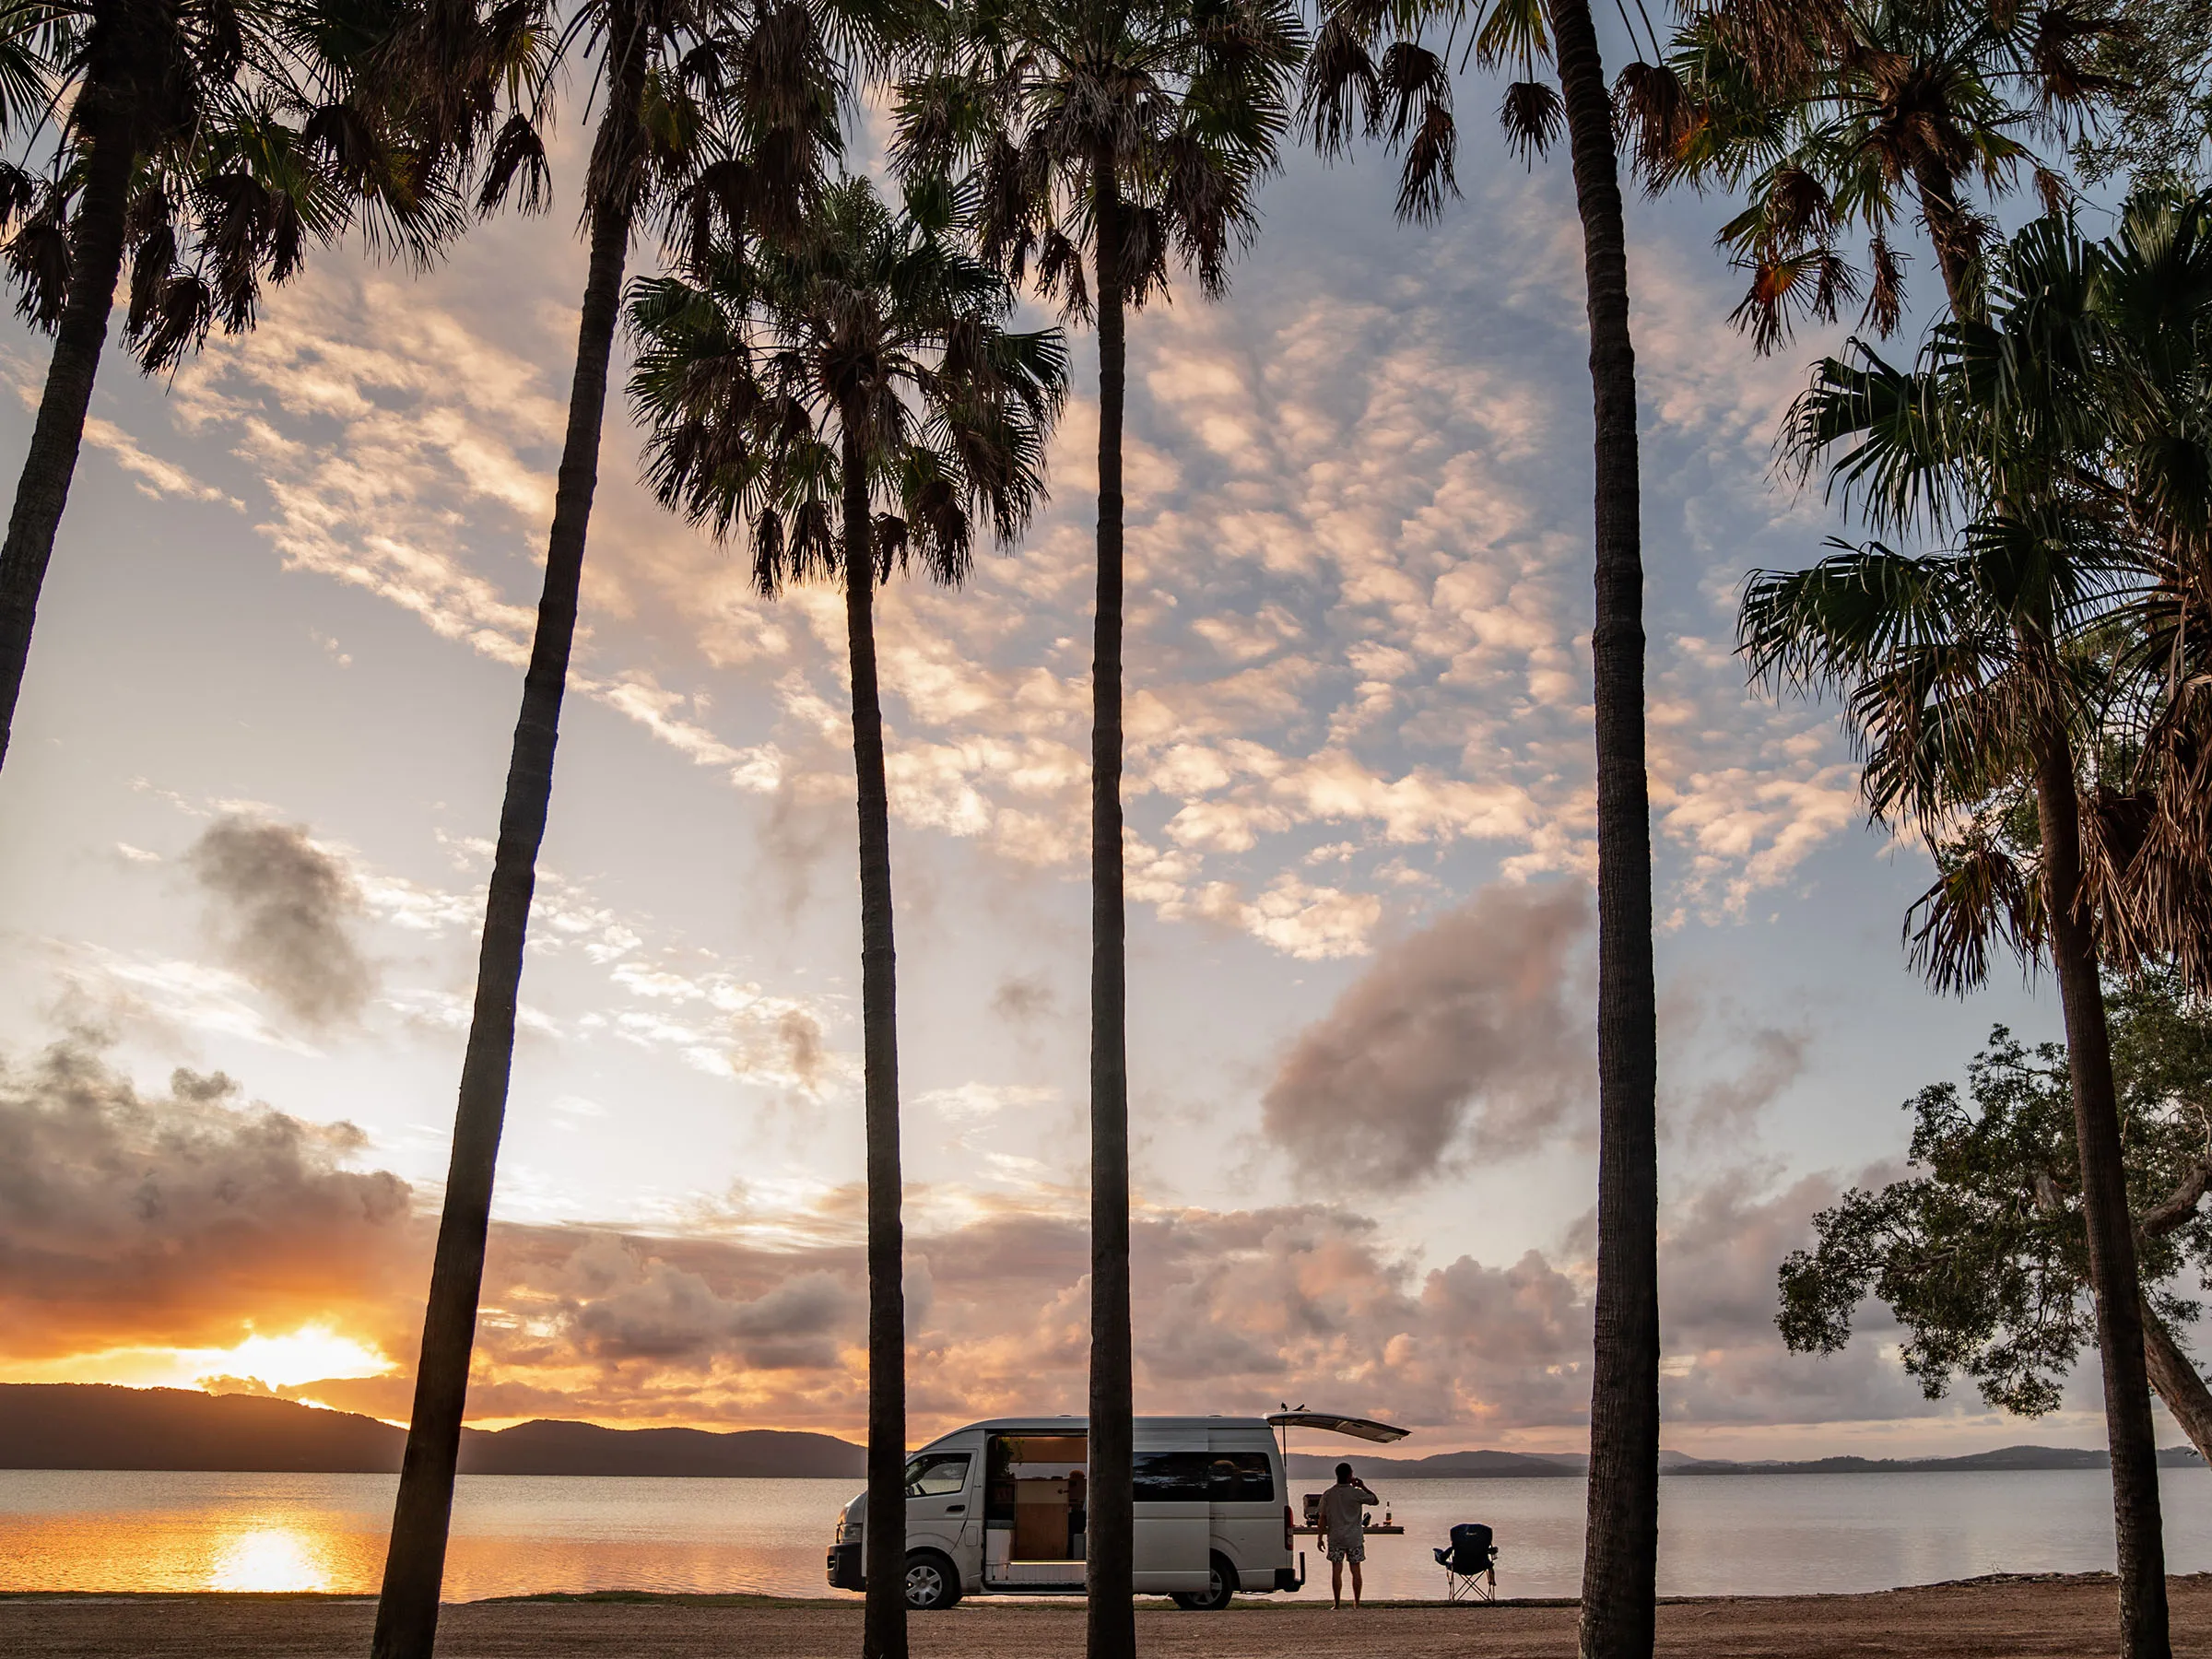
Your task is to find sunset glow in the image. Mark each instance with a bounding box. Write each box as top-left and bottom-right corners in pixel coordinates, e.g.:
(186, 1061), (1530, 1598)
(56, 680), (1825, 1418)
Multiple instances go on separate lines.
(208, 1528), (335, 1594)
(3, 1325), (394, 1395)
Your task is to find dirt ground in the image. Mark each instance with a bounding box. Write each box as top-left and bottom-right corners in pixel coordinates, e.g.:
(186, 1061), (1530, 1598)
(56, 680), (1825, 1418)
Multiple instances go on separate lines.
(6, 1576), (2208, 1659)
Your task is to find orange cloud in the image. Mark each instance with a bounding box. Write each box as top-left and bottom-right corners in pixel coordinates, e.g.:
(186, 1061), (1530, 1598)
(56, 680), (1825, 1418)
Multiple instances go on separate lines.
(0, 1034), (1942, 1441)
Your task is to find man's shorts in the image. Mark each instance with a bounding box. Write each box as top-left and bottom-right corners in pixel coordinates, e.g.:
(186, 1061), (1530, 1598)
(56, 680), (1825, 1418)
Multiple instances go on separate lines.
(1325, 1532), (1366, 1564)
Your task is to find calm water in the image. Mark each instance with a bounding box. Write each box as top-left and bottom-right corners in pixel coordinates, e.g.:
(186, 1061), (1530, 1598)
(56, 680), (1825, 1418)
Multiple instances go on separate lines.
(2, 1468), (2207, 1602)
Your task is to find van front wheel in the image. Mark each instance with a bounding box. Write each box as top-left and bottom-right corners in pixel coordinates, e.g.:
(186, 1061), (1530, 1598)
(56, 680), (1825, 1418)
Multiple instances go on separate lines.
(903, 1550), (960, 1611)
(1171, 1555), (1237, 1611)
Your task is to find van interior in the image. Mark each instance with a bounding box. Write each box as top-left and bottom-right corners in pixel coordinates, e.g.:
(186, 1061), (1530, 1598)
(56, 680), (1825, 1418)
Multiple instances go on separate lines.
(984, 1432), (1086, 1585)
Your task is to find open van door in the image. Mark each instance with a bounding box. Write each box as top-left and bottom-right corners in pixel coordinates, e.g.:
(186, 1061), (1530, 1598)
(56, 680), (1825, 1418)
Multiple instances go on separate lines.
(982, 1432), (1088, 1590)
(1265, 1411), (1409, 1444)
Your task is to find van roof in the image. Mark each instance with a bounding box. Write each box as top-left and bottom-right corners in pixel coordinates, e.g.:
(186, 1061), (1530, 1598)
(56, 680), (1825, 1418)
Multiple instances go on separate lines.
(921, 1416), (1276, 1441)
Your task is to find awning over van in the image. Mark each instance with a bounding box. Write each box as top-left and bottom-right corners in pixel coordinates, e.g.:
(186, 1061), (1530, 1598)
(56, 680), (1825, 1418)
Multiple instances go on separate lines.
(1265, 1411), (1409, 1443)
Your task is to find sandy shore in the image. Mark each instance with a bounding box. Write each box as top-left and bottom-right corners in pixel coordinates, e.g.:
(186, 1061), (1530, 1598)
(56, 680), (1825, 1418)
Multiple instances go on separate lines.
(7, 1576), (2209, 1658)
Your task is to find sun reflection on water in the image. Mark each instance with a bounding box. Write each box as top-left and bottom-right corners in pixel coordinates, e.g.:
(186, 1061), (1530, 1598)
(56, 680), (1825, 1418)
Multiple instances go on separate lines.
(208, 1527), (333, 1593)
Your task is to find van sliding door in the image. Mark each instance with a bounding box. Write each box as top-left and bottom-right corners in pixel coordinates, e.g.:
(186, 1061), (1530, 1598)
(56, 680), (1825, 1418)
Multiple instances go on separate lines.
(983, 1432), (1087, 1589)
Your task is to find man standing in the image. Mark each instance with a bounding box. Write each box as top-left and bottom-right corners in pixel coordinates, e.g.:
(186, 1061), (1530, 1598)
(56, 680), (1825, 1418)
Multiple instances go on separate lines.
(1318, 1462), (1379, 1608)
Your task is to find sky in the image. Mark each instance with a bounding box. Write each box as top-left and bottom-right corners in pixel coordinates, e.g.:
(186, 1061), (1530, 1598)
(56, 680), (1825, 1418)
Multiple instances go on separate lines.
(0, 59), (2178, 1459)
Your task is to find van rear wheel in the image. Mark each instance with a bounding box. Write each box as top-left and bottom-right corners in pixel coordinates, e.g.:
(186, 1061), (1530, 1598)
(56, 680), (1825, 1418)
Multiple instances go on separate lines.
(1171, 1554), (1236, 1611)
(903, 1550), (960, 1611)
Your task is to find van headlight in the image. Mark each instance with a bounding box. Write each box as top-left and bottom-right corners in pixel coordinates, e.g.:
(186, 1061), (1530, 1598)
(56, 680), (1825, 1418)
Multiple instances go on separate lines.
(836, 1518), (861, 1544)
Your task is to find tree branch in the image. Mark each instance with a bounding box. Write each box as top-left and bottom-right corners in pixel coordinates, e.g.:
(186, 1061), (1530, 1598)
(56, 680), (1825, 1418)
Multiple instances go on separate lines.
(2135, 1159), (2212, 1243)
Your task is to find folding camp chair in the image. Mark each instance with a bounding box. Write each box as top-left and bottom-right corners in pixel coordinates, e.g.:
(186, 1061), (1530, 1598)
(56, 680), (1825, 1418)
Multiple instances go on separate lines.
(1435, 1522), (1498, 1604)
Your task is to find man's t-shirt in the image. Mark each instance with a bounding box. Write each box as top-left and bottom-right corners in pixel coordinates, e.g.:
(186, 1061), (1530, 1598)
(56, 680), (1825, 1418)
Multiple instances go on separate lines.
(1318, 1481), (1372, 1540)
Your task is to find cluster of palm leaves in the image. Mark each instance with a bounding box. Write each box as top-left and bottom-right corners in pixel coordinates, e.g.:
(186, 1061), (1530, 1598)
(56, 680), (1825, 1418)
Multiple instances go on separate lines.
(1740, 194), (2212, 1659)
(1621, 0), (2124, 346)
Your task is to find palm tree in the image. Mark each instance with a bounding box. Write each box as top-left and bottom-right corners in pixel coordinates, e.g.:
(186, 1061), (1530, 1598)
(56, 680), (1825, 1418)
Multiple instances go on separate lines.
(626, 173), (1065, 1659)
(892, 6), (1300, 1649)
(1624, 0), (2124, 347)
(1738, 205), (2205, 1659)
(369, 4), (858, 1654)
(0, 0), (479, 775)
(1300, 0), (1659, 1646)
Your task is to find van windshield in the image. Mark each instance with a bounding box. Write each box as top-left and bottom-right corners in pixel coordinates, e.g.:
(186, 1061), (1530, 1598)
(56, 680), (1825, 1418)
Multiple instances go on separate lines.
(905, 1453), (971, 1498)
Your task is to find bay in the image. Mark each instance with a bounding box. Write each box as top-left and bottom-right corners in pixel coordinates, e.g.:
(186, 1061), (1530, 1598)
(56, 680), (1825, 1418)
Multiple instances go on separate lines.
(0, 1468), (2206, 1603)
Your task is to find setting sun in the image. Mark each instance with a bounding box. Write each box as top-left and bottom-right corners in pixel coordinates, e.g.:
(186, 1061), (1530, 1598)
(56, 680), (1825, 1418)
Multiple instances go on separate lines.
(2, 1324), (394, 1395)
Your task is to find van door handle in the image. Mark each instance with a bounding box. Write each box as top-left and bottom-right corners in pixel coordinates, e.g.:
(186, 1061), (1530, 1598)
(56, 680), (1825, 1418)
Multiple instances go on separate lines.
(947, 1505), (965, 1513)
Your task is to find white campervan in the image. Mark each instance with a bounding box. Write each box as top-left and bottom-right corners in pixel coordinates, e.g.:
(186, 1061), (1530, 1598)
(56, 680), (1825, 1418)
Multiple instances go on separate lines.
(824, 1411), (1404, 1611)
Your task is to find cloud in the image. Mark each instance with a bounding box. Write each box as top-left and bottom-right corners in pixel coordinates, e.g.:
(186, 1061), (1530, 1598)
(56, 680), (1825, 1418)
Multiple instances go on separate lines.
(1262, 882), (1594, 1186)
(81, 418), (243, 509)
(120, 180), (1871, 981)
(0, 1035), (1972, 1441)
(185, 816), (375, 1029)
(990, 974), (1056, 1024)
(552, 1235), (857, 1371)
(0, 1030), (417, 1359)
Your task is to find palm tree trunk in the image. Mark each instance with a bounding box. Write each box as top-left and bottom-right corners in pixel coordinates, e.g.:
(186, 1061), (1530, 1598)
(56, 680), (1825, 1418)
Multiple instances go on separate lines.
(0, 87), (134, 774)
(1548, 4), (1660, 1657)
(2030, 709), (2171, 1659)
(1910, 164), (1979, 322)
(842, 416), (909, 1659)
(369, 184), (632, 1659)
(1084, 149), (1135, 1659)
(2143, 1304), (2212, 1473)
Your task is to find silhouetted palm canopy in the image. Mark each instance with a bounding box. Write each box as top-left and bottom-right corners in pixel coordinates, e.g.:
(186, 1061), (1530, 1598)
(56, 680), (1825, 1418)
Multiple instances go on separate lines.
(1741, 196), (2212, 992)
(0, 0), (477, 369)
(0, 0), (511, 783)
(1626, 0), (2124, 348)
(1300, 0), (1580, 224)
(629, 176), (1066, 575)
(891, 0), (1304, 318)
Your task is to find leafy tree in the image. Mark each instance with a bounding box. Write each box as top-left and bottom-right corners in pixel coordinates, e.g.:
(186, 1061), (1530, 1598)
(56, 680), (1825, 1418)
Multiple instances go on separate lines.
(0, 0), (486, 775)
(1625, 0), (2123, 347)
(1738, 205), (2206, 1659)
(369, 2), (870, 1653)
(892, 5), (1301, 1648)
(1300, 0), (1661, 1645)
(2074, 0), (2212, 186)
(627, 172), (1065, 1659)
(1778, 973), (2212, 1467)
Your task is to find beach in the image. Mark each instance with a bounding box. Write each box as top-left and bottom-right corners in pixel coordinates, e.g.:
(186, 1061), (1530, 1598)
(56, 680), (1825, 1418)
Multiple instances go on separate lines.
(8, 1577), (2212, 1659)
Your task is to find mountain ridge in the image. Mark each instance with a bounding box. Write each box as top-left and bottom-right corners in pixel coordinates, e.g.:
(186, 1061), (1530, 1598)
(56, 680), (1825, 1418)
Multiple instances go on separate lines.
(1288, 1443), (2205, 1478)
(4, 1386), (2200, 1477)
(0, 1384), (865, 1477)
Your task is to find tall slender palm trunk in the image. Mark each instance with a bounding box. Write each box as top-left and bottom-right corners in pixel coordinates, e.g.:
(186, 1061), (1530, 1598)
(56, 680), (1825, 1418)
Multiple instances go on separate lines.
(843, 417), (909, 1659)
(0, 88), (135, 774)
(370, 186), (632, 1659)
(1085, 153), (1135, 1659)
(1549, 4), (1660, 1657)
(2030, 705), (2170, 1659)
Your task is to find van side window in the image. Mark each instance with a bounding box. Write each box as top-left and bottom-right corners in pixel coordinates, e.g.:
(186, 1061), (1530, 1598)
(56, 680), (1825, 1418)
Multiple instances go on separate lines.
(1131, 1451), (1275, 1502)
(905, 1453), (971, 1497)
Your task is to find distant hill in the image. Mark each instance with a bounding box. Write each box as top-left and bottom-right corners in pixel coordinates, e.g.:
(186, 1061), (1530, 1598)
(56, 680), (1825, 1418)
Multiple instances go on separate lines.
(1286, 1448), (1577, 1478)
(461, 1418), (865, 1477)
(0, 1385), (865, 1477)
(6, 1387), (2199, 1479)
(1665, 1445), (2205, 1476)
(1288, 1442), (2204, 1479)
